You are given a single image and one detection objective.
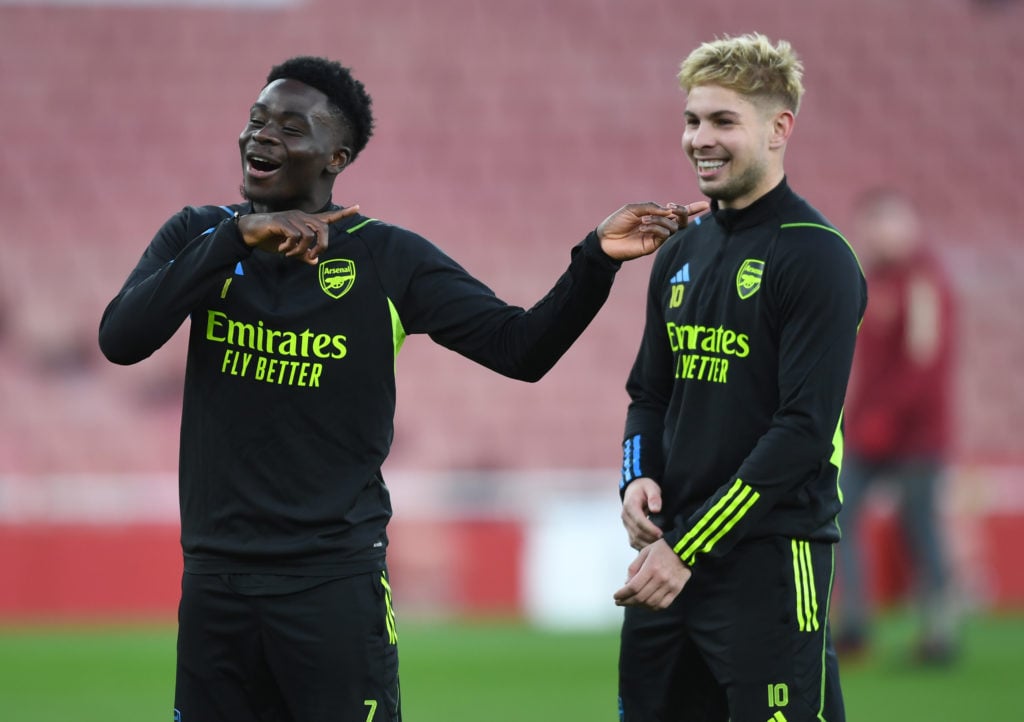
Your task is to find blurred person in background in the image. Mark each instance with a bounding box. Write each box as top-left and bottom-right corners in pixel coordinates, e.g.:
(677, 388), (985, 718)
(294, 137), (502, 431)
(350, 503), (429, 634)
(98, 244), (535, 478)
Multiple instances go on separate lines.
(613, 33), (865, 722)
(833, 187), (959, 665)
(98, 55), (705, 722)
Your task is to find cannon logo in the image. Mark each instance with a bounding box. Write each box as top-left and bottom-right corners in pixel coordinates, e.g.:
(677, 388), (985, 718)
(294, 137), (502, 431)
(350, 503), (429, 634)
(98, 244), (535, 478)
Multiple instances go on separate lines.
(736, 258), (764, 300)
(319, 258), (356, 299)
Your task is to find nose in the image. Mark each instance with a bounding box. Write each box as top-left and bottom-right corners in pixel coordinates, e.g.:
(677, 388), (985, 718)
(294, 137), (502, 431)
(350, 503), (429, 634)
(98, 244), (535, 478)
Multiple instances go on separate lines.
(250, 124), (280, 145)
(684, 121), (713, 152)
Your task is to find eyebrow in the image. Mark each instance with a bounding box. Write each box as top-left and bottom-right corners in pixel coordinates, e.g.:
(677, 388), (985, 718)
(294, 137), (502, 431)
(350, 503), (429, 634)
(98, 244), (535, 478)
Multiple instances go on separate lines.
(685, 109), (741, 120)
(248, 103), (313, 124)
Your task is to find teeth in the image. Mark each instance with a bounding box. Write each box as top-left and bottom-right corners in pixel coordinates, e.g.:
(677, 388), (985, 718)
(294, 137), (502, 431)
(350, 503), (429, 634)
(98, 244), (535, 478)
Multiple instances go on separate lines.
(698, 160), (725, 170)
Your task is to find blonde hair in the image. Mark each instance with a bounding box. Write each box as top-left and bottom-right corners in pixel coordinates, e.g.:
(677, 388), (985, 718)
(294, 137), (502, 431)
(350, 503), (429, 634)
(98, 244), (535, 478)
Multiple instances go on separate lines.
(678, 33), (805, 114)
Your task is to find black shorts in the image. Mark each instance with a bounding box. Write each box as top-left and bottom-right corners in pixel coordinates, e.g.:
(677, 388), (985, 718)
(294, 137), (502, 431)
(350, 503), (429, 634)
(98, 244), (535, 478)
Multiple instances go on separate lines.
(174, 569), (401, 722)
(619, 537), (844, 722)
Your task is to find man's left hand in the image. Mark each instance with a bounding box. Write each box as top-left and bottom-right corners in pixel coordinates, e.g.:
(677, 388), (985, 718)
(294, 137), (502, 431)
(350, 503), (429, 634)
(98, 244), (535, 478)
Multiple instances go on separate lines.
(613, 539), (691, 610)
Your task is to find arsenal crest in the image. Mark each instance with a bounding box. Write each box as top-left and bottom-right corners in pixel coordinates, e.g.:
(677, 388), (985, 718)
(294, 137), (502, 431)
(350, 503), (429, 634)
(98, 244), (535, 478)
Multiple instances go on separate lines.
(319, 258), (356, 299)
(736, 259), (764, 300)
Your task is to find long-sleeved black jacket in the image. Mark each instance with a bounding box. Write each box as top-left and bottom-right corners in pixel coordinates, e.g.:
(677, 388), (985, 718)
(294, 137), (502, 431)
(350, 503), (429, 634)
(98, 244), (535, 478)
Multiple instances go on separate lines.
(100, 202), (621, 575)
(620, 180), (867, 566)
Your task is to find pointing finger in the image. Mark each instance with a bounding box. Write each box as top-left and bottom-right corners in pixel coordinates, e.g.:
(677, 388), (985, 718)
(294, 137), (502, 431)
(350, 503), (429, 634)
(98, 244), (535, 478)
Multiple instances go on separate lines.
(668, 201), (710, 220)
(320, 205), (360, 224)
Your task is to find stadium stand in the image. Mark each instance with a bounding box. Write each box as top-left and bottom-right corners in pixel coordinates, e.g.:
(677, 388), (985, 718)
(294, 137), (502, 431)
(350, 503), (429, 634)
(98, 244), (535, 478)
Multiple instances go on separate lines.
(2, 0), (1022, 474)
(0, 0), (1021, 616)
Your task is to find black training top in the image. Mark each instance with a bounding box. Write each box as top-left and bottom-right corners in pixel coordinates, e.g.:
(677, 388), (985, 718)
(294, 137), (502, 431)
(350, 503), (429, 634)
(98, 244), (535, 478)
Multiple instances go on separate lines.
(620, 179), (867, 566)
(100, 203), (621, 576)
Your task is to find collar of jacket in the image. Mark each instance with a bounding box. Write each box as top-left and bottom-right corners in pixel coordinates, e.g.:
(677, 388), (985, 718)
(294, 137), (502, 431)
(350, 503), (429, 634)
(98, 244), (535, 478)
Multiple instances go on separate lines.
(710, 177), (790, 233)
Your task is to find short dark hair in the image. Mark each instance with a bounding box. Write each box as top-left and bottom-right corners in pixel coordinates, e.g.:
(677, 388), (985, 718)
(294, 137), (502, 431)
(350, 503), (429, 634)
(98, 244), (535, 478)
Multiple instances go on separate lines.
(266, 56), (375, 162)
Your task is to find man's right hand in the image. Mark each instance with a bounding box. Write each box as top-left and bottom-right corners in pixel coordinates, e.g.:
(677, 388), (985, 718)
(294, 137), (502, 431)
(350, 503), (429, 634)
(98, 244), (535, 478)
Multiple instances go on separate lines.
(596, 201), (708, 261)
(237, 205), (360, 266)
(621, 477), (665, 550)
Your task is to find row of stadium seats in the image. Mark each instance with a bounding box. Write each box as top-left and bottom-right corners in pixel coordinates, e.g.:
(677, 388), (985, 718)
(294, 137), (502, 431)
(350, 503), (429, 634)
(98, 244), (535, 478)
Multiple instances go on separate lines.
(0, 0), (1021, 474)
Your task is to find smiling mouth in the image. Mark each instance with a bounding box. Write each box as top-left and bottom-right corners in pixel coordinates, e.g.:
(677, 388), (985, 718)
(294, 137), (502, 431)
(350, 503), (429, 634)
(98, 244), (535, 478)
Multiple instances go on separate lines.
(696, 159), (727, 178)
(246, 155), (282, 178)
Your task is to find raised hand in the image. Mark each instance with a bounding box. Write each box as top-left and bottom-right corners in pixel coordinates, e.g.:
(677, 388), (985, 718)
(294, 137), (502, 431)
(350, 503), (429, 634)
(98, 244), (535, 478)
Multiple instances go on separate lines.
(237, 205), (360, 265)
(597, 201), (709, 261)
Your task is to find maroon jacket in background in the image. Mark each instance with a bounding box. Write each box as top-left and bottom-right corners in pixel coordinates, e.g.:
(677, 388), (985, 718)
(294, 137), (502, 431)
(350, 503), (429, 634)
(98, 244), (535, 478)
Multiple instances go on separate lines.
(845, 248), (955, 462)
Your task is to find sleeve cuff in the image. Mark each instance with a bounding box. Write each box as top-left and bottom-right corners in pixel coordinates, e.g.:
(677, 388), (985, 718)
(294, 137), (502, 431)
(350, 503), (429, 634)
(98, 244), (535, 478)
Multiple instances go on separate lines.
(580, 230), (622, 271)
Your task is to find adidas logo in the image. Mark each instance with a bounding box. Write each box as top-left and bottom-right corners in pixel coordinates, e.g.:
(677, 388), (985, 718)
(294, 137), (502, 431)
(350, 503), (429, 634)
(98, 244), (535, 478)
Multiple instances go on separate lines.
(670, 263), (691, 285)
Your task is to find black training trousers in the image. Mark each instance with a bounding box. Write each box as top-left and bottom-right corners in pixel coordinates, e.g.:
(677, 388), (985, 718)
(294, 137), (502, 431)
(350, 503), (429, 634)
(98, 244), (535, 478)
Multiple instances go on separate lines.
(174, 570), (400, 722)
(619, 536), (845, 722)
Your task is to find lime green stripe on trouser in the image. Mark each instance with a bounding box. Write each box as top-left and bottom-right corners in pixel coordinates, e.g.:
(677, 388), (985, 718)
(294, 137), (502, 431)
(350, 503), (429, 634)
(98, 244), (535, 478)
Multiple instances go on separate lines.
(792, 539), (820, 632)
(381, 572), (398, 644)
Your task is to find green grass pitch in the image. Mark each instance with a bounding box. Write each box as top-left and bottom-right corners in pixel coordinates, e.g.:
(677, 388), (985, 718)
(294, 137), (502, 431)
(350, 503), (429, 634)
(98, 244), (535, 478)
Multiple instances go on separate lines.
(0, 610), (1020, 721)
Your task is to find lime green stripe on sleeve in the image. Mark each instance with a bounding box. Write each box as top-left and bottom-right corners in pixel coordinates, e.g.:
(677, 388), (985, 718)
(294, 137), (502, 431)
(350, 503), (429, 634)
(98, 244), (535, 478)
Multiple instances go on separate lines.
(673, 479), (746, 559)
(779, 221), (863, 275)
(830, 410), (845, 471)
(346, 217), (378, 234)
(699, 491), (760, 556)
(832, 410), (846, 503)
(387, 298), (406, 366)
(673, 479), (760, 564)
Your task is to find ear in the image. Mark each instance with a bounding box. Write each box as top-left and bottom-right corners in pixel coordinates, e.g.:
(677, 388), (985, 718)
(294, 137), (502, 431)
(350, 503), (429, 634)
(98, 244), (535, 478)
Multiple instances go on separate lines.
(768, 110), (795, 150)
(326, 146), (352, 177)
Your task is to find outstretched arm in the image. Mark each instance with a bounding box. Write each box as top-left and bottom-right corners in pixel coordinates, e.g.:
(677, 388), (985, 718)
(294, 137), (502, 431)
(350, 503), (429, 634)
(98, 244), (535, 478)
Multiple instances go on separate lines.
(395, 200), (708, 382)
